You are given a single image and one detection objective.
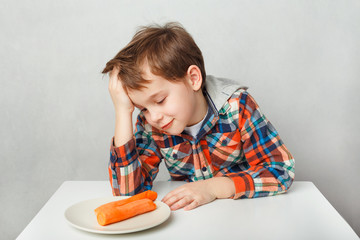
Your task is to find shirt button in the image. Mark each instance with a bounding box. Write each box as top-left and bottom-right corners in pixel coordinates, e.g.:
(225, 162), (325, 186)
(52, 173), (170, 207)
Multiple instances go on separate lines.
(173, 153), (178, 158)
(202, 167), (207, 172)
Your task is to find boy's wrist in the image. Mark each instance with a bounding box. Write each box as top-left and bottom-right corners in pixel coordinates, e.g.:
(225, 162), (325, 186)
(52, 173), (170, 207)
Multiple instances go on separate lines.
(113, 107), (134, 148)
(115, 108), (133, 117)
(208, 177), (235, 199)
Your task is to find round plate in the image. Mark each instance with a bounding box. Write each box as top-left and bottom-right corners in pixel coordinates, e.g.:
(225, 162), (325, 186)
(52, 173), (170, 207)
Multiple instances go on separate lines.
(64, 196), (171, 234)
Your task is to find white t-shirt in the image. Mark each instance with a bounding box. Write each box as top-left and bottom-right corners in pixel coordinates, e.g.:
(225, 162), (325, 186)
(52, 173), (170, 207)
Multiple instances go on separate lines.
(184, 109), (208, 138)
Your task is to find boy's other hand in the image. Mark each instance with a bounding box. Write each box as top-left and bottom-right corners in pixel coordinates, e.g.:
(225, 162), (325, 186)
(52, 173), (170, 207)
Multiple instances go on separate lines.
(161, 180), (217, 211)
(161, 177), (235, 211)
(108, 66), (134, 113)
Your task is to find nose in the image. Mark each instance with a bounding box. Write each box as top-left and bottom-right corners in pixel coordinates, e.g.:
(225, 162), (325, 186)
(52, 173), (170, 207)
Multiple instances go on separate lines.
(149, 109), (163, 123)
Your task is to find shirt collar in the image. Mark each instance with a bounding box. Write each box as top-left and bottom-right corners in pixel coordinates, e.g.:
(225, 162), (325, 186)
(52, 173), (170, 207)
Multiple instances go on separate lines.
(203, 75), (247, 115)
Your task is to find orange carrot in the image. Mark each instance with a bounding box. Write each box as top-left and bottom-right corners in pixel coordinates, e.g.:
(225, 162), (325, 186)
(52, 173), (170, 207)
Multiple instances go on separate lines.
(96, 198), (157, 226)
(94, 190), (157, 215)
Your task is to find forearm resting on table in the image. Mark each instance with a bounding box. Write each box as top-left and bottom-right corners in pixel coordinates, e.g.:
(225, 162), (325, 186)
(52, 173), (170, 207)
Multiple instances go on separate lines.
(114, 110), (133, 147)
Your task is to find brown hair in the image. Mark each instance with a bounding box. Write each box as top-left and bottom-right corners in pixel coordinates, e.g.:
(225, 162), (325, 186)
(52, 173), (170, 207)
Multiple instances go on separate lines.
(102, 22), (206, 90)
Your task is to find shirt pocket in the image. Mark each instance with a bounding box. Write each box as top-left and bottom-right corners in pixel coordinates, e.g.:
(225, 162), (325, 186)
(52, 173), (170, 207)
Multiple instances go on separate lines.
(159, 141), (193, 175)
(205, 131), (245, 169)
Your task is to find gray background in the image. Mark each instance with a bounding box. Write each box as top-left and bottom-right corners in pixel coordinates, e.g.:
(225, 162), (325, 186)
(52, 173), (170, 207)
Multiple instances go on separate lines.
(1, 0), (359, 239)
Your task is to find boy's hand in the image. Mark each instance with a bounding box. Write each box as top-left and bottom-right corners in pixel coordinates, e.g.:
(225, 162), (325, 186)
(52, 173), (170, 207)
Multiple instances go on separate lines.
(108, 66), (134, 113)
(161, 177), (235, 211)
(161, 180), (216, 211)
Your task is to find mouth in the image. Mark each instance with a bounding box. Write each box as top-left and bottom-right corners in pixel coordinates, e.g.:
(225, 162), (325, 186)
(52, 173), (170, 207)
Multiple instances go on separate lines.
(161, 119), (174, 130)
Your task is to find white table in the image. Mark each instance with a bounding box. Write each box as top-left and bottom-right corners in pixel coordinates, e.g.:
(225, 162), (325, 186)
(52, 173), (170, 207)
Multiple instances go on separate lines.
(17, 181), (359, 240)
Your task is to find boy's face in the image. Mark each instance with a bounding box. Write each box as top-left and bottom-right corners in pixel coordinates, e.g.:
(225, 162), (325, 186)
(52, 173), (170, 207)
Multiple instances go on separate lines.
(128, 64), (202, 135)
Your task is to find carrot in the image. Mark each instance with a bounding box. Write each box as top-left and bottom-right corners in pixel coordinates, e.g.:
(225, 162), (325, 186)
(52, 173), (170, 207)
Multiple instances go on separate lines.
(94, 190), (157, 215)
(96, 198), (157, 226)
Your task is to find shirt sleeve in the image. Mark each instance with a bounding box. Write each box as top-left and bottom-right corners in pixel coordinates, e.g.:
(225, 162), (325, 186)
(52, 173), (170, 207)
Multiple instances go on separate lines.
(226, 91), (295, 199)
(108, 114), (163, 196)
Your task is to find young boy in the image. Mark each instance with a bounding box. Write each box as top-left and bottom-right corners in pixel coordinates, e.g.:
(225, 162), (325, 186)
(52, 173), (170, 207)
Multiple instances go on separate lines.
(102, 22), (295, 211)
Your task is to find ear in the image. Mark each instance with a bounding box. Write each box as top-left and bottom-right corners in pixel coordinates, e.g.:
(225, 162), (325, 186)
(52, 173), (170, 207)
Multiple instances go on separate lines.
(186, 65), (203, 91)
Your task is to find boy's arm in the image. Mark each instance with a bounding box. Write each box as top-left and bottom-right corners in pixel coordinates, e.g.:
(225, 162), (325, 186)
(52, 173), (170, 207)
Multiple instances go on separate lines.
(226, 91), (295, 199)
(109, 114), (163, 196)
(162, 91), (295, 210)
(107, 66), (162, 195)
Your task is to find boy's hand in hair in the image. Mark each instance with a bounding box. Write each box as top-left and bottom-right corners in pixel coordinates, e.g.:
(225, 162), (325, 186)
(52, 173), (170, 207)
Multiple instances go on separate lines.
(108, 66), (134, 114)
(109, 66), (135, 147)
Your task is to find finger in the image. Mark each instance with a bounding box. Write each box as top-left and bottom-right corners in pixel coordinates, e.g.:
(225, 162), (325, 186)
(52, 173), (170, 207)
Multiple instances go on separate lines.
(161, 193), (173, 203)
(162, 192), (183, 207)
(169, 196), (192, 211)
(110, 65), (120, 78)
(162, 187), (185, 203)
(109, 66), (120, 89)
(183, 199), (199, 211)
(109, 75), (116, 91)
(109, 73), (116, 91)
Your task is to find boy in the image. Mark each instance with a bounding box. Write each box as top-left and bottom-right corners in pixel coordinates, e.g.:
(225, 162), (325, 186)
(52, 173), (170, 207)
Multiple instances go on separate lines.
(102, 22), (295, 211)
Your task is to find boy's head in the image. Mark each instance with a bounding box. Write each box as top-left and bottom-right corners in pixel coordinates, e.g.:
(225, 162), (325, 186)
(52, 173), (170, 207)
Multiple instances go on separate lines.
(103, 22), (209, 135)
(102, 22), (206, 90)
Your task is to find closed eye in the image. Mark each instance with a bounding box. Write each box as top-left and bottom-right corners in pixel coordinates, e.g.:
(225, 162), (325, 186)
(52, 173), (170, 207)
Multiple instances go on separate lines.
(157, 97), (166, 104)
(140, 97), (166, 112)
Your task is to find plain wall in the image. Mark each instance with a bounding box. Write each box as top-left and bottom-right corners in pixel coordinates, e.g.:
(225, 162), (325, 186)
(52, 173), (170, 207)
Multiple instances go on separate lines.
(1, 0), (359, 239)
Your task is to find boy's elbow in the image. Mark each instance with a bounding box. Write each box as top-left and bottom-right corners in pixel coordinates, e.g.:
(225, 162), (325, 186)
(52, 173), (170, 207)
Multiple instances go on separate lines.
(284, 173), (295, 192)
(283, 158), (295, 192)
(270, 158), (295, 193)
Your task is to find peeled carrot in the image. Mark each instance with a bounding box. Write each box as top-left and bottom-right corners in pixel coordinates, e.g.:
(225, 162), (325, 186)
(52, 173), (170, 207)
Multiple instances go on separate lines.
(96, 198), (157, 226)
(94, 190), (157, 215)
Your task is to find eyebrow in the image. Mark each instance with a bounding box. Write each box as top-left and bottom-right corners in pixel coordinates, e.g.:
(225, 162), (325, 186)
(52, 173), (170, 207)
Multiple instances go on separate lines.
(133, 91), (164, 108)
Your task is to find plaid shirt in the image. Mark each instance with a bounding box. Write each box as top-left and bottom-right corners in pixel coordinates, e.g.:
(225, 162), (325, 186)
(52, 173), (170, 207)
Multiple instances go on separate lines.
(109, 76), (295, 199)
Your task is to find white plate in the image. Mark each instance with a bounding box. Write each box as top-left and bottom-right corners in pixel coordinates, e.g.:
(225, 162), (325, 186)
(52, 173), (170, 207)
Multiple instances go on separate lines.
(64, 196), (171, 234)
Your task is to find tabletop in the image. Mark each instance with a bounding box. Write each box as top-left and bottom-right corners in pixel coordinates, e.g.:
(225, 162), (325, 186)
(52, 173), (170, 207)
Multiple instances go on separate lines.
(17, 181), (359, 240)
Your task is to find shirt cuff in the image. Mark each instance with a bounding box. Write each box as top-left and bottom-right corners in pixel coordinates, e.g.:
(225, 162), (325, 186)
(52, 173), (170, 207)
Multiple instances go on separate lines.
(110, 136), (137, 167)
(225, 172), (255, 199)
